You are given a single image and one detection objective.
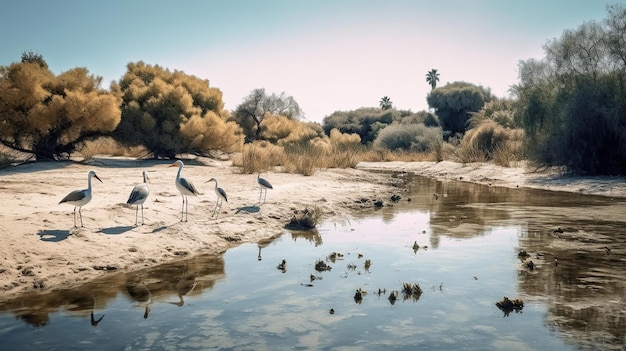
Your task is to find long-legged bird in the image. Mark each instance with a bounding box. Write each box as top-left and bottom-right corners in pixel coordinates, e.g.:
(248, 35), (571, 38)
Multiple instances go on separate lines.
(168, 160), (200, 222)
(205, 177), (228, 218)
(59, 170), (103, 227)
(127, 171), (150, 225)
(257, 173), (273, 204)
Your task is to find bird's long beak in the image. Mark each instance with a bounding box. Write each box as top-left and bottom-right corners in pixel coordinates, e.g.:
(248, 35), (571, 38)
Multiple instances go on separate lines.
(204, 179), (213, 183)
(94, 175), (103, 183)
(167, 163), (176, 168)
(146, 175), (151, 183)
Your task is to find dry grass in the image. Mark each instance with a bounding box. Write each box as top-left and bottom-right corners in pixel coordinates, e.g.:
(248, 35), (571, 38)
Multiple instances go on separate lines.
(359, 149), (439, 162)
(79, 137), (149, 160)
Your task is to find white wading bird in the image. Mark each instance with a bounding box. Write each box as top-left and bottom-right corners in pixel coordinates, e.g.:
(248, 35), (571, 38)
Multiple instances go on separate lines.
(205, 177), (228, 218)
(257, 173), (273, 204)
(59, 170), (103, 228)
(168, 160), (200, 222)
(127, 171), (150, 225)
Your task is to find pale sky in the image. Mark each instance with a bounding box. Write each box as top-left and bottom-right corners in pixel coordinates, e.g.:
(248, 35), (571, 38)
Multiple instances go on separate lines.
(1, 0), (623, 122)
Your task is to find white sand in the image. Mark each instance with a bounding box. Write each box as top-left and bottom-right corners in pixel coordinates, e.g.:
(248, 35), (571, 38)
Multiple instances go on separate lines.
(1, 157), (624, 301)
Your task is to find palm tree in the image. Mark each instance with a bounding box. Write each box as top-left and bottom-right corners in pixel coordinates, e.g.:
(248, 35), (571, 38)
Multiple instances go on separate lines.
(379, 96), (393, 110)
(425, 69), (440, 90)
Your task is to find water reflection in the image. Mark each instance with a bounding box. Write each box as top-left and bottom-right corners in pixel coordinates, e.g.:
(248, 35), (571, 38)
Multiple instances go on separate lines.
(1, 173), (625, 350)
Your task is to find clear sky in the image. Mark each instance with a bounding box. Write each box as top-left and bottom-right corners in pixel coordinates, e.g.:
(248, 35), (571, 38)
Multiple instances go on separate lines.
(1, 0), (623, 122)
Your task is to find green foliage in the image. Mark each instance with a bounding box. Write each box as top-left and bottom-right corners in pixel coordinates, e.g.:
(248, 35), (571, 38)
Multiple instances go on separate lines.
(426, 81), (493, 135)
(231, 88), (302, 142)
(399, 110), (440, 127)
(515, 4), (626, 174)
(322, 107), (412, 144)
(0, 59), (121, 160)
(21, 51), (48, 68)
(373, 123), (443, 153)
(379, 96), (393, 110)
(425, 69), (440, 90)
(113, 61), (239, 158)
(467, 99), (518, 129)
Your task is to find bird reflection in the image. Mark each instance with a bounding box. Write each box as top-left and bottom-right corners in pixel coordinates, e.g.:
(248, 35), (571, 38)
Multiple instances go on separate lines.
(126, 281), (152, 319)
(169, 268), (197, 307)
(91, 312), (104, 326)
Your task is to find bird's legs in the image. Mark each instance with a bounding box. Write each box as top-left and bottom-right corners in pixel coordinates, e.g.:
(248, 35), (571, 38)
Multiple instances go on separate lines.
(78, 207), (84, 227)
(140, 204), (145, 225)
(72, 207), (78, 228)
(180, 195), (187, 222)
(135, 206), (139, 226)
(212, 198), (222, 218)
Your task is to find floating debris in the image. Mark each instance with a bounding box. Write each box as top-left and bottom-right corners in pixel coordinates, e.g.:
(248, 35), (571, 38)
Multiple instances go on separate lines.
(329, 308), (335, 315)
(347, 262), (357, 270)
(328, 252), (344, 262)
(357, 253), (363, 258)
(412, 241), (420, 252)
(388, 290), (398, 305)
(277, 259), (286, 273)
(553, 227), (564, 234)
(390, 194), (401, 202)
(496, 296), (524, 315)
(364, 259), (371, 270)
(315, 259), (332, 272)
(353, 288), (366, 303)
(375, 288), (387, 296)
(310, 274), (322, 282)
(517, 250), (530, 258)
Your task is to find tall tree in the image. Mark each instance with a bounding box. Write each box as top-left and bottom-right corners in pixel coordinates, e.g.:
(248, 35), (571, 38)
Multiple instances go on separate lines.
(426, 81), (493, 135)
(231, 88), (302, 142)
(113, 61), (241, 158)
(379, 96), (393, 110)
(425, 69), (440, 90)
(0, 58), (121, 160)
(514, 4), (626, 174)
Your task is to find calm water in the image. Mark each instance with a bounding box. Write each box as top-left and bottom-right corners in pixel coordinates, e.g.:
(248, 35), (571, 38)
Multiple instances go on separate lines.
(1, 173), (625, 350)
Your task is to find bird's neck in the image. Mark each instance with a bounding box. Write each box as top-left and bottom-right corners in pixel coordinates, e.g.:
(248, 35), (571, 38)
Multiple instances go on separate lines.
(176, 166), (183, 180)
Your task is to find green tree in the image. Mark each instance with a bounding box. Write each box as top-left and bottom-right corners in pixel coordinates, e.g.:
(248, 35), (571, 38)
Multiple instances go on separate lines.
(21, 51), (47, 68)
(113, 61), (240, 158)
(0, 57), (121, 160)
(322, 107), (412, 144)
(426, 81), (493, 135)
(426, 69), (440, 90)
(515, 4), (626, 174)
(231, 88), (302, 142)
(379, 96), (393, 110)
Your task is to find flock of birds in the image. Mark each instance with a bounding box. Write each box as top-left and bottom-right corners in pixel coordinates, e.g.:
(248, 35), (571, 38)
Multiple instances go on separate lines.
(58, 160), (273, 227)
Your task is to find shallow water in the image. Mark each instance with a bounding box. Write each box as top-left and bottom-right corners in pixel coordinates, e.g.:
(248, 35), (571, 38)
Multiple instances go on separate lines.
(1, 173), (625, 350)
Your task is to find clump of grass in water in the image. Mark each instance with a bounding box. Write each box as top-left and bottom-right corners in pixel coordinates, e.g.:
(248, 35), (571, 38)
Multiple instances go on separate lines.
(285, 206), (322, 230)
(401, 282), (423, 301)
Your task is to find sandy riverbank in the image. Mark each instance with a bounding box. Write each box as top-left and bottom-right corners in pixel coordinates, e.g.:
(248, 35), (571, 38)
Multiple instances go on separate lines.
(1, 157), (624, 302)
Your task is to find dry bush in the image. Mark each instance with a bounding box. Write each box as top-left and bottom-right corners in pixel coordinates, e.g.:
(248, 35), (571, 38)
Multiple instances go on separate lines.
(282, 139), (327, 176)
(327, 129), (363, 168)
(180, 110), (244, 153)
(262, 115), (321, 144)
(455, 121), (524, 165)
(79, 137), (148, 159)
(232, 141), (284, 173)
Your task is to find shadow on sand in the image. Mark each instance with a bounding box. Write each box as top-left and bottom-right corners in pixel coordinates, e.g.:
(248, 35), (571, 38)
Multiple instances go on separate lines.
(235, 205), (260, 214)
(98, 226), (134, 235)
(37, 229), (70, 242)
